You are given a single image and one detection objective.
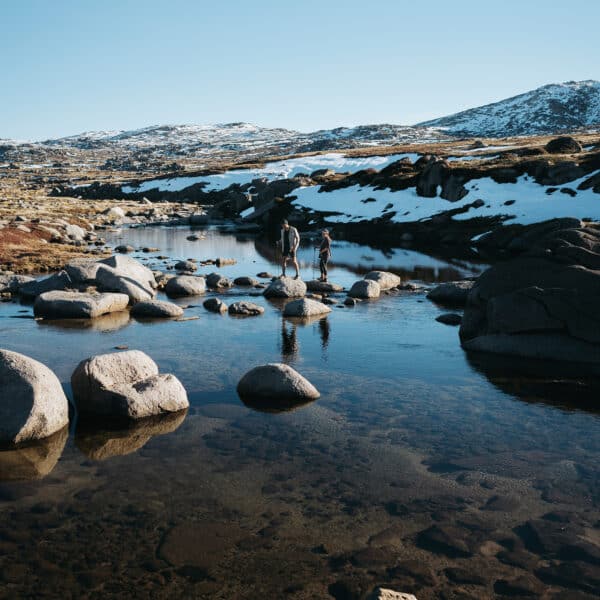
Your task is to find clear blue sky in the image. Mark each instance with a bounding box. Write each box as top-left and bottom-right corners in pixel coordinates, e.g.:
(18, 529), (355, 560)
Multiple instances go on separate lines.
(2, 0), (598, 140)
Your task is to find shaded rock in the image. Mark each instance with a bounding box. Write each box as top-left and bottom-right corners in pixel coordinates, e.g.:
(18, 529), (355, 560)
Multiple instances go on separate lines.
(0, 425), (68, 481)
(19, 271), (72, 299)
(75, 410), (187, 460)
(535, 561), (600, 594)
(0, 349), (69, 444)
(233, 276), (259, 286)
(130, 300), (184, 319)
(206, 272), (233, 288)
(165, 276), (206, 297)
(0, 274), (35, 294)
(427, 280), (474, 306)
(64, 258), (100, 283)
(237, 363), (320, 409)
(344, 297), (357, 306)
(545, 136), (583, 154)
(283, 298), (331, 317)
(348, 279), (380, 299)
(174, 260), (196, 272)
(33, 291), (129, 319)
(71, 350), (189, 419)
(436, 313), (462, 325)
(114, 244), (134, 253)
(306, 280), (344, 293)
(203, 298), (228, 313)
(364, 271), (401, 290)
(228, 301), (264, 316)
(263, 276), (307, 298)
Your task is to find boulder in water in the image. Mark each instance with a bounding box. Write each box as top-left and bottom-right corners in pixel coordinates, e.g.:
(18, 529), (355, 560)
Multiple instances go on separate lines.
(71, 350), (189, 419)
(34, 291), (129, 319)
(427, 281), (474, 306)
(165, 275), (206, 297)
(348, 279), (380, 299)
(283, 298), (332, 317)
(364, 271), (401, 290)
(130, 300), (184, 319)
(264, 276), (307, 298)
(203, 298), (228, 313)
(306, 280), (344, 293)
(0, 349), (69, 444)
(228, 301), (264, 316)
(206, 272), (233, 288)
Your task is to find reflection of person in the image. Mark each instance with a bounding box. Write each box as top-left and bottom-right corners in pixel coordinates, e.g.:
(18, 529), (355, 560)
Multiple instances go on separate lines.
(279, 220), (300, 279)
(318, 316), (330, 351)
(281, 319), (299, 360)
(318, 229), (332, 282)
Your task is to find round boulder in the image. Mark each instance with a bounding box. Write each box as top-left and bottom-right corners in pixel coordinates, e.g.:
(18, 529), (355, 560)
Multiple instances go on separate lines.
(206, 272), (233, 288)
(364, 271), (401, 290)
(71, 350), (189, 419)
(0, 349), (69, 444)
(349, 279), (380, 299)
(165, 276), (206, 297)
(130, 300), (184, 319)
(237, 363), (320, 411)
(234, 276), (259, 287)
(545, 136), (582, 154)
(174, 260), (197, 273)
(264, 276), (307, 298)
(283, 298), (332, 318)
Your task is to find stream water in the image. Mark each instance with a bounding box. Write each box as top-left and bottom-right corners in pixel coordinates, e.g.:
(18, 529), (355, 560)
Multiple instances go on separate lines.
(0, 226), (598, 599)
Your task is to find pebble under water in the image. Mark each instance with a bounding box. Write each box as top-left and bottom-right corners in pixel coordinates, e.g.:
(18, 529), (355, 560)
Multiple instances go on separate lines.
(0, 227), (598, 599)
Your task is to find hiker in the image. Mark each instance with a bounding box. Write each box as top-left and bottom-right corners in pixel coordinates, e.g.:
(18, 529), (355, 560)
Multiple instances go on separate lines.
(318, 228), (332, 282)
(279, 219), (300, 279)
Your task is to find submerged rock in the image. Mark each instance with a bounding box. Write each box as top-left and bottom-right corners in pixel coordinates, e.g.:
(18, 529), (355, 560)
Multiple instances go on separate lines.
(33, 291), (129, 319)
(0, 349), (69, 444)
(348, 279), (380, 299)
(283, 298), (332, 317)
(165, 275), (206, 297)
(71, 350), (189, 419)
(130, 299), (184, 319)
(263, 276), (307, 298)
(426, 280), (474, 306)
(364, 271), (401, 290)
(237, 363), (320, 411)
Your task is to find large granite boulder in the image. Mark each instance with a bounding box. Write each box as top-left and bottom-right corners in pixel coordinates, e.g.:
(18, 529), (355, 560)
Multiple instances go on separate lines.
(283, 298), (331, 317)
(95, 264), (155, 304)
(64, 258), (101, 284)
(0, 349), (69, 444)
(348, 279), (380, 299)
(264, 277), (307, 298)
(71, 350), (189, 419)
(165, 275), (206, 297)
(33, 291), (129, 319)
(460, 222), (600, 367)
(99, 254), (156, 290)
(364, 271), (401, 290)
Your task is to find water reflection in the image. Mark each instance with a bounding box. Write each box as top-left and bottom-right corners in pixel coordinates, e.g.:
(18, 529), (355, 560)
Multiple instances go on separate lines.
(239, 393), (317, 414)
(75, 410), (188, 460)
(280, 319), (299, 361)
(0, 426), (68, 481)
(466, 352), (600, 414)
(36, 310), (131, 332)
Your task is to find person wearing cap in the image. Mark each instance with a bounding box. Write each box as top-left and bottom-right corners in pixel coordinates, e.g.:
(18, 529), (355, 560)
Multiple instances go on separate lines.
(280, 219), (300, 279)
(318, 229), (332, 282)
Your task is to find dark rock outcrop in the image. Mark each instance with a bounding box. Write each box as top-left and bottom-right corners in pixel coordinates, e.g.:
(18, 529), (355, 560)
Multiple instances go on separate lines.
(545, 136), (583, 154)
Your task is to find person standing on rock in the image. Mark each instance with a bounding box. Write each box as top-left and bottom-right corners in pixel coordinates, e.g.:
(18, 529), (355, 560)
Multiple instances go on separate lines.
(279, 220), (300, 279)
(318, 229), (332, 282)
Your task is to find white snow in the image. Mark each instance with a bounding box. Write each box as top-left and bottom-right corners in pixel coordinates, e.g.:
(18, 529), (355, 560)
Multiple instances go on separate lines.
(291, 170), (600, 225)
(122, 153), (420, 194)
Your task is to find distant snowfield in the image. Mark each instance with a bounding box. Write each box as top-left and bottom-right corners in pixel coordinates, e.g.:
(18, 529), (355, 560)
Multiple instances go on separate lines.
(292, 171), (600, 225)
(122, 152), (420, 194)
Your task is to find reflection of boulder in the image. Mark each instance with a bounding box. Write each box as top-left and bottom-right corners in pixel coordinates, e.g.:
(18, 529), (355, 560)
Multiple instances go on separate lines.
(37, 309), (131, 332)
(75, 410), (187, 460)
(465, 352), (600, 414)
(240, 394), (316, 414)
(0, 425), (68, 481)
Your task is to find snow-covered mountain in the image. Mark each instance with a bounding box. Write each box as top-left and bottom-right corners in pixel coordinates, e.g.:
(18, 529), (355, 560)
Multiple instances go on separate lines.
(3, 81), (600, 163)
(419, 80), (600, 137)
